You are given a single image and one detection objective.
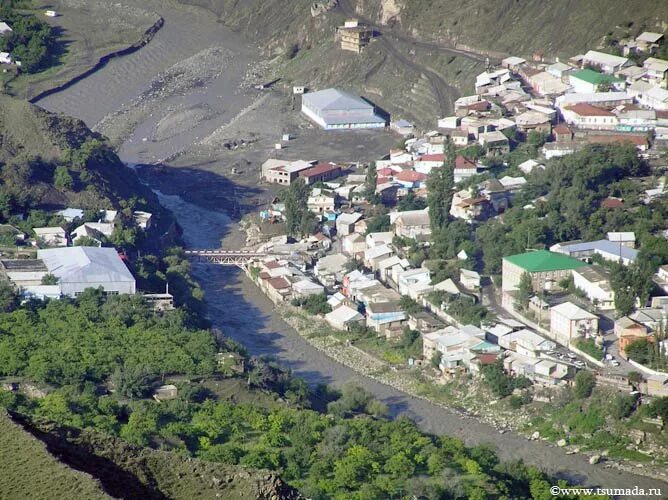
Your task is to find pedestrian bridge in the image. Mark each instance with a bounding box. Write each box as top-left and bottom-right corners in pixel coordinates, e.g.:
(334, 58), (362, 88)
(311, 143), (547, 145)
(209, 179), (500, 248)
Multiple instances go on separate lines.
(184, 249), (270, 266)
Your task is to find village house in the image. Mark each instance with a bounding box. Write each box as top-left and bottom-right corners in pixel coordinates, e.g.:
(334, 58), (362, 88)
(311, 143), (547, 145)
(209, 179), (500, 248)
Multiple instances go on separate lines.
(639, 86), (668, 111)
(449, 189), (489, 222)
(643, 57), (668, 87)
(0, 258), (49, 289)
(615, 316), (651, 358)
(307, 188), (337, 213)
(391, 208), (431, 240)
(314, 253), (349, 286)
(37, 246), (136, 298)
(366, 231), (393, 248)
(397, 267), (430, 296)
(300, 162), (342, 185)
(292, 278), (325, 298)
(561, 103), (618, 130)
(366, 301), (406, 336)
(518, 159), (545, 174)
(263, 276), (292, 303)
(33, 227), (68, 247)
(498, 328), (556, 357)
(342, 232), (366, 256)
(0, 22), (12, 35)
(390, 119), (414, 136)
(394, 169), (427, 189)
(325, 304), (365, 330)
(549, 301), (599, 346)
(546, 61), (574, 79)
(527, 71), (570, 96)
(581, 50), (630, 74)
(364, 243), (394, 271)
(478, 130), (510, 156)
(413, 153), (444, 174)
(459, 269), (481, 291)
(262, 159), (314, 185)
(335, 211), (363, 238)
(57, 208), (84, 222)
(308, 232), (331, 251)
(654, 265), (668, 294)
(572, 265), (615, 310)
(453, 155), (483, 183)
(301, 88), (387, 130)
(133, 211), (153, 230)
(514, 111), (552, 134)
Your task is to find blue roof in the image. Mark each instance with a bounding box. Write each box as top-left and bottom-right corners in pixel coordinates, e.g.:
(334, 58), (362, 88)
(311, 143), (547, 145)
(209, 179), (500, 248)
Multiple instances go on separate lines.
(560, 239), (638, 261)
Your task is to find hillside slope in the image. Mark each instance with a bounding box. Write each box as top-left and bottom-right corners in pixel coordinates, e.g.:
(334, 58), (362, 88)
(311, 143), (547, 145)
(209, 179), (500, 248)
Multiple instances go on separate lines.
(0, 410), (111, 500)
(176, 0), (667, 125)
(0, 94), (159, 211)
(2, 410), (302, 500)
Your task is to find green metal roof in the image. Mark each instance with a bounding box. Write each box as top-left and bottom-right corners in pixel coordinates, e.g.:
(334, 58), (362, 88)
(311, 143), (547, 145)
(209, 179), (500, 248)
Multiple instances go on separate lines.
(503, 250), (588, 272)
(571, 68), (623, 85)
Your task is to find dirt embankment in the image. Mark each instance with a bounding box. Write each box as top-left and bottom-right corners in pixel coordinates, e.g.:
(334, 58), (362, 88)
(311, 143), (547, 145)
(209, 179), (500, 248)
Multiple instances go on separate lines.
(7, 410), (303, 500)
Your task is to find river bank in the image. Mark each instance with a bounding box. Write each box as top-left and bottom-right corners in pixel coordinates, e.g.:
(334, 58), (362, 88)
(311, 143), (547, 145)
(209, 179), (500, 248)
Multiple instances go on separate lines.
(152, 188), (667, 492)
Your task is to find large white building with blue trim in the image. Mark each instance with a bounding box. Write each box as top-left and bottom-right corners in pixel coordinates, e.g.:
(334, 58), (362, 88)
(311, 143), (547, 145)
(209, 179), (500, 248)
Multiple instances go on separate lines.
(301, 88), (387, 130)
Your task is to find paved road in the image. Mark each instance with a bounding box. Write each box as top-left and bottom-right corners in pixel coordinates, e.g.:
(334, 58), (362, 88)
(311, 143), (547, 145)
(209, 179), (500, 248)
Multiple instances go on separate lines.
(155, 190), (668, 493)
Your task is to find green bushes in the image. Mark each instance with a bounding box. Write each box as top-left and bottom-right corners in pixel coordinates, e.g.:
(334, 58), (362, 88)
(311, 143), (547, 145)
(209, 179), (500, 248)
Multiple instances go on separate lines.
(291, 294), (331, 315)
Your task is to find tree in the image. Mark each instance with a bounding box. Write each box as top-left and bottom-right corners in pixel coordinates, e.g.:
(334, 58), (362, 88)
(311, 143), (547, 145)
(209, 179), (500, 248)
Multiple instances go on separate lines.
(283, 179), (314, 237)
(40, 273), (58, 285)
(53, 166), (74, 190)
(516, 272), (533, 311)
(573, 370), (595, 399)
(427, 140), (455, 232)
(430, 351), (442, 368)
(0, 281), (17, 312)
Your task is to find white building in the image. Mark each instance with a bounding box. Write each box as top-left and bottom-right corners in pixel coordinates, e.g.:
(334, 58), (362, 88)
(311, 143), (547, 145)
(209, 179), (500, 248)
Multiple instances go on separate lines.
(0, 22), (12, 35)
(301, 88), (386, 130)
(33, 227), (68, 247)
(561, 103), (618, 130)
(325, 304), (364, 330)
(581, 50), (630, 74)
(37, 246), (136, 297)
(639, 86), (668, 111)
(572, 266), (615, 310)
(549, 301), (598, 346)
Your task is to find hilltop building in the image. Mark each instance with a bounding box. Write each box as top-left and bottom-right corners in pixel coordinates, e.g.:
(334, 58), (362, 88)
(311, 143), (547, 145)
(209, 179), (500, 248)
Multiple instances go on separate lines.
(301, 88), (387, 130)
(335, 19), (373, 53)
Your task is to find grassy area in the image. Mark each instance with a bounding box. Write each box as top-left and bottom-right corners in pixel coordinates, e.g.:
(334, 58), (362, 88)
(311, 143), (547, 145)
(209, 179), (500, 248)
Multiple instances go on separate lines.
(0, 410), (111, 500)
(575, 338), (604, 359)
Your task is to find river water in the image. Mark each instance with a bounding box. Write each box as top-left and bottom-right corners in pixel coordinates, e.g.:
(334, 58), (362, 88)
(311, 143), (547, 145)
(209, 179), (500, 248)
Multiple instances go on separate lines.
(33, 0), (667, 493)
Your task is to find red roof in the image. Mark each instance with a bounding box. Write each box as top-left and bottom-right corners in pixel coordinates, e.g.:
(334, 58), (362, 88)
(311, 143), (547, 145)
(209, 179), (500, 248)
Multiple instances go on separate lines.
(587, 135), (648, 147)
(464, 100), (491, 112)
(267, 277), (290, 290)
(377, 167), (394, 176)
(565, 103), (615, 117)
(299, 162), (341, 179)
(395, 170), (427, 182)
(656, 110), (668, 120)
(553, 124), (572, 135)
(455, 155), (477, 170)
(418, 153), (444, 163)
(601, 198), (624, 209)
(264, 260), (281, 269)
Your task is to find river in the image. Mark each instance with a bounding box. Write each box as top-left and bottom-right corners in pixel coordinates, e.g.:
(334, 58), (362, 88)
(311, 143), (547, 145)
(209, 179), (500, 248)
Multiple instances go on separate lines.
(34, 0), (668, 494)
